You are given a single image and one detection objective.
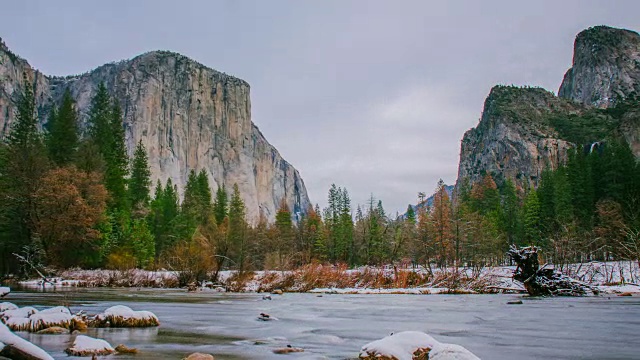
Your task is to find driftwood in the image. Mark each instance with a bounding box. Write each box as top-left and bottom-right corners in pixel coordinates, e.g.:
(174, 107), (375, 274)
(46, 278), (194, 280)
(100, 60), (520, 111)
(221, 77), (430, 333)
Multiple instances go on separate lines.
(507, 245), (598, 296)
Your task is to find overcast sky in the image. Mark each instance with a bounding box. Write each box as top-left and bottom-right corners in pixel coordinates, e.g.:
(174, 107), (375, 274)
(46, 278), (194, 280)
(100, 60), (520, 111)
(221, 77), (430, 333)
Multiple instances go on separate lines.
(2, 1), (639, 215)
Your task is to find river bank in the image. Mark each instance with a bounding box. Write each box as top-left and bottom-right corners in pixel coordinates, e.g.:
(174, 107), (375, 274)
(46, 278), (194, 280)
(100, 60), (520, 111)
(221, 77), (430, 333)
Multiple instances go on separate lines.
(11, 261), (640, 295)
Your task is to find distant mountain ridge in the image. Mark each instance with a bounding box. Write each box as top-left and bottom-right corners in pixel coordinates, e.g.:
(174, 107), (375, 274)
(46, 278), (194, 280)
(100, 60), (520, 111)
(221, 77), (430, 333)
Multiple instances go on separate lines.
(0, 38), (311, 222)
(456, 25), (640, 191)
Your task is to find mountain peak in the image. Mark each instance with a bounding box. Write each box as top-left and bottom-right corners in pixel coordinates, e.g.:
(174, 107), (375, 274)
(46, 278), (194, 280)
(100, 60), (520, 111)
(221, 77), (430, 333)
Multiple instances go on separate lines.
(559, 25), (640, 108)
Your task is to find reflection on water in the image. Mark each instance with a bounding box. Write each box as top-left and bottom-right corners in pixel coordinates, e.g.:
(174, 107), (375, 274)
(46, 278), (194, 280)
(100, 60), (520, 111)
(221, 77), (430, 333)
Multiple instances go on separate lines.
(6, 288), (640, 359)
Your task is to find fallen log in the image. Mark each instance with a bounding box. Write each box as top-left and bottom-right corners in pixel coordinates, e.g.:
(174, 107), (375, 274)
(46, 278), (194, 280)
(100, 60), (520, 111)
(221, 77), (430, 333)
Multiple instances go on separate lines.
(507, 245), (598, 297)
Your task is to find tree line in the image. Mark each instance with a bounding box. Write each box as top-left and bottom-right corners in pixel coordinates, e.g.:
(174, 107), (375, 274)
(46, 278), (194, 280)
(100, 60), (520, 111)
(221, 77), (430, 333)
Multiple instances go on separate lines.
(1, 75), (639, 281)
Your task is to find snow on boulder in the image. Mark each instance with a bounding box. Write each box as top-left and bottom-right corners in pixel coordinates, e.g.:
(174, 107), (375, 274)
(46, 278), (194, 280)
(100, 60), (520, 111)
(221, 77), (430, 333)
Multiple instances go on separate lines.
(1, 306), (38, 319)
(1, 307), (38, 331)
(359, 331), (480, 360)
(430, 343), (480, 360)
(0, 302), (18, 312)
(0, 287), (9, 298)
(1, 306), (84, 332)
(65, 335), (115, 356)
(91, 305), (159, 327)
(359, 331), (439, 360)
(27, 311), (74, 332)
(0, 322), (54, 360)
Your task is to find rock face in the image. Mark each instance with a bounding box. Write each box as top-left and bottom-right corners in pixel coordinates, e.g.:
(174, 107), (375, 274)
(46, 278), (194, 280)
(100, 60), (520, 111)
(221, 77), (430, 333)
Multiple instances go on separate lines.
(0, 39), (310, 222)
(559, 26), (640, 108)
(457, 25), (640, 191)
(457, 86), (581, 190)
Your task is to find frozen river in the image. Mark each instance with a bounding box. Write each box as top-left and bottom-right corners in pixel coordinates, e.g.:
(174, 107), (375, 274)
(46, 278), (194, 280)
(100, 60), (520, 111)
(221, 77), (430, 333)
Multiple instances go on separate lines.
(7, 288), (640, 359)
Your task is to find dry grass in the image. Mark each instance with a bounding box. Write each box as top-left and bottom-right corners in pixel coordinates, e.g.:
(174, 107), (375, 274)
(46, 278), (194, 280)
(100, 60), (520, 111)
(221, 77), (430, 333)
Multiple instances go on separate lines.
(225, 271), (256, 292)
(65, 348), (115, 356)
(359, 347), (430, 360)
(90, 315), (159, 328)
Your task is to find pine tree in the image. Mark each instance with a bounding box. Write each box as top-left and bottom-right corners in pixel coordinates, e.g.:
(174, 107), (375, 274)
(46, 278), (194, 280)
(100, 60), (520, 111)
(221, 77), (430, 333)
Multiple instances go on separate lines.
(406, 205), (416, 224)
(105, 100), (129, 210)
(213, 184), (228, 225)
(275, 199), (294, 268)
(47, 89), (79, 166)
(523, 190), (542, 246)
(86, 84), (129, 211)
(196, 169), (212, 215)
(500, 179), (520, 246)
(228, 184), (247, 271)
(88, 83), (113, 153)
(129, 140), (151, 210)
(0, 73), (49, 273)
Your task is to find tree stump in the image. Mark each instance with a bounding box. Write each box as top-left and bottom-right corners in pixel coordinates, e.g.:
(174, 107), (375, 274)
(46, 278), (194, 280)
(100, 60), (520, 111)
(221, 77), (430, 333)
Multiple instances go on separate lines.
(507, 245), (598, 296)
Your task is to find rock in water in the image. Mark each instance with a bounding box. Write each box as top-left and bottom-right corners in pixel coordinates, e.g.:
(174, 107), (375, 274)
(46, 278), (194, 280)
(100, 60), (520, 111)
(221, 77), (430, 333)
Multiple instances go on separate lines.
(35, 327), (69, 335)
(183, 353), (215, 360)
(64, 335), (115, 356)
(0, 39), (310, 223)
(0, 322), (54, 360)
(273, 346), (304, 354)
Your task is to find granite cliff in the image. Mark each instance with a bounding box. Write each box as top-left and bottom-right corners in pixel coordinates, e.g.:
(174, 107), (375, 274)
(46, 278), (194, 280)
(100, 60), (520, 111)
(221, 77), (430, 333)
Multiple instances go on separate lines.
(0, 40), (310, 222)
(457, 26), (640, 191)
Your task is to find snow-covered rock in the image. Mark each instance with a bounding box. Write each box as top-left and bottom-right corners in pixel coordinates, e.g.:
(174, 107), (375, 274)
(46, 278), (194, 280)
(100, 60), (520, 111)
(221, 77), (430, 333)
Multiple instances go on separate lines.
(1, 306), (38, 319)
(359, 331), (439, 360)
(0, 302), (18, 312)
(1, 306), (81, 332)
(92, 305), (159, 327)
(430, 343), (480, 360)
(0, 287), (9, 298)
(0, 322), (54, 360)
(65, 335), (115, 356)
(359, 331), (479, 360)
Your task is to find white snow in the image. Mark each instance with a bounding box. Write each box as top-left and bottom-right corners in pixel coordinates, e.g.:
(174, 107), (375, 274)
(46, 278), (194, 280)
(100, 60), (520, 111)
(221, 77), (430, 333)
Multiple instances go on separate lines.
(0, 322), (54, 360)
(359, 331), (479, 360)
(360, 331), (440, 360)
(1, 306), (76, 332)
(1, 306), (38, 319)
(39, 306), (71, 315)
(67, 335), (114, 354)
(101, 305), (158, 321)
(0, 302), (18, 312)
(598, 284), (640, 294)
(430, 343), (481, 360)
(0, 287), (9, 297)
(28, 311), (73, 328)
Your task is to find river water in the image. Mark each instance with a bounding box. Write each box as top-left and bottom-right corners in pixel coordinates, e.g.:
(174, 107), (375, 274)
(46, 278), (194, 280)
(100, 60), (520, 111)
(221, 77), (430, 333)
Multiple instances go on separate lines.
(6, 288), (640, 359)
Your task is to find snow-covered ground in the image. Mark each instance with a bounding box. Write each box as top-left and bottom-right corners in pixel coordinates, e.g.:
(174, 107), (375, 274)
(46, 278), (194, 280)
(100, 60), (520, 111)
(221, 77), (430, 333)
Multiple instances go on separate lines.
(16, 261), (640, 295)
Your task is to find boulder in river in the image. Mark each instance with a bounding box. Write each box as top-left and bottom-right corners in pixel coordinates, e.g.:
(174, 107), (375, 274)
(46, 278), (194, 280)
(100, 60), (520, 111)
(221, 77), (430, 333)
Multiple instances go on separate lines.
(0, 322), (54, 360)
(64, 335), (115, 356)
(183, 352), (215, 360)
(359, 331), (479, 360)
(90, 305), (159, 328)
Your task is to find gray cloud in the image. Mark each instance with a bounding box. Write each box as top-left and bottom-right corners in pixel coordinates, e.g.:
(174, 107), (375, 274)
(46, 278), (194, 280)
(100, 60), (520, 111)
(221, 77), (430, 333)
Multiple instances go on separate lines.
(2, 0), (639, 214)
